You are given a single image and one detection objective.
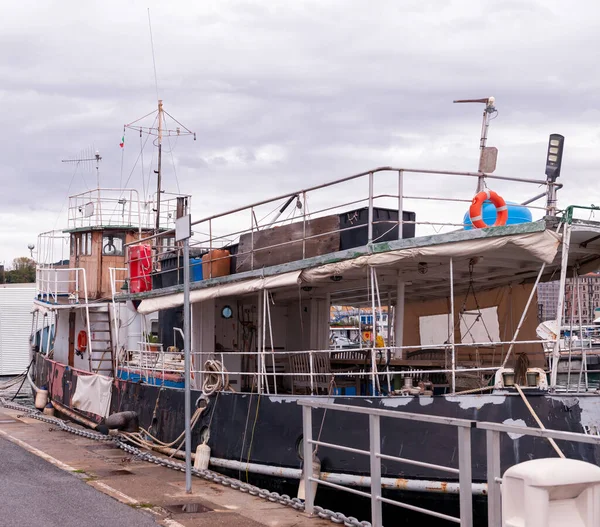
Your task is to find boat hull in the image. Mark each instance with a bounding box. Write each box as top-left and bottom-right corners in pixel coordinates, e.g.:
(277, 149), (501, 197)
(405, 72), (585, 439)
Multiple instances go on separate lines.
(34, 354), (600, 485)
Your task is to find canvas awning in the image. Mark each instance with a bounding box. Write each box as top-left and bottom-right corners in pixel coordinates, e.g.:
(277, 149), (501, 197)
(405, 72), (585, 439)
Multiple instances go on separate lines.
(299, 229), (561, 283)
(137, 270), (302, 314)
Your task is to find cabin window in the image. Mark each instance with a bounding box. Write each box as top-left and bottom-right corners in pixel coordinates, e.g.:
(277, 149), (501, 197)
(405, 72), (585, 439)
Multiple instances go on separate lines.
(102, 234), (124, 256)
(84, 232), (92, 255)
(70, 234), (76, 256)
(459, 306), (500, 344)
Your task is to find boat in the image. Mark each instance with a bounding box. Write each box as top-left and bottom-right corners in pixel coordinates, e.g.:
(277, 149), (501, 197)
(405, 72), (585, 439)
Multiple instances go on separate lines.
(28, 98), (600, 516)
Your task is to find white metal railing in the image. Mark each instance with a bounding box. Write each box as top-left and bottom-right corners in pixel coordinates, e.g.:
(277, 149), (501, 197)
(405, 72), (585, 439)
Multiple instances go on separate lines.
(36, 266), (88, 305)
(299, 400), (475, 526)
(35, 266), (93, 371)
(67, 188), (190, 232)
(115, 341), (558, 395)
(298, 399), (600, 527)
(121, 165), (557, 285)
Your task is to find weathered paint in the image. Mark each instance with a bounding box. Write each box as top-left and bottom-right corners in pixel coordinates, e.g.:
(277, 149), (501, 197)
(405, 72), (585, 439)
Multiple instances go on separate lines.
(445, 394), (507, 410)
(34, 355), (600, 488)
(502, 418), (527, 439)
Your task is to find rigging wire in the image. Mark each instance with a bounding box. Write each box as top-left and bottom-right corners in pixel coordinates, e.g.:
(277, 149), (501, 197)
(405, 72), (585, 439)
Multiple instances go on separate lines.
(121, 116), (157, 190)
(119, 127), (126, 189)
(147, 8), (160, 102)
(140, 130), (146, 201)
(163, 114), (181, 194)
(53, 162), (83, 231)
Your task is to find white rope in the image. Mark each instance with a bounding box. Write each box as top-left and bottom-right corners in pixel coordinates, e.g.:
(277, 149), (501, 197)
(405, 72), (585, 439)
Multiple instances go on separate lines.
(202, 359), (233, 396)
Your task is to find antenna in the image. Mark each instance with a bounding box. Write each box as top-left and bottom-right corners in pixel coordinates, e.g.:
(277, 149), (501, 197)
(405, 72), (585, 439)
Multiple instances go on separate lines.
(62, 147), (103, 189)
(124, 13), (196, 235)
(454, 96), (498, 191)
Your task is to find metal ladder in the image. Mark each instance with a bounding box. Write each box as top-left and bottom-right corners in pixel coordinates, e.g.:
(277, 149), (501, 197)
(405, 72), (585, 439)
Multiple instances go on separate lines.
(87, 306), (115, 376)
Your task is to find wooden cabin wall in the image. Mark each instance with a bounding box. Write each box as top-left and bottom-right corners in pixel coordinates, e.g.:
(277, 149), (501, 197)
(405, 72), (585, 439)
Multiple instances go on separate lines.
(403, 283), (545, 368)
(69, 231), (138, 300)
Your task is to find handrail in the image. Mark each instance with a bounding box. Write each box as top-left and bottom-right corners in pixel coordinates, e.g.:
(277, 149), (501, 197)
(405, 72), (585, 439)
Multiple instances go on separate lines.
(298, 396), (600, 527)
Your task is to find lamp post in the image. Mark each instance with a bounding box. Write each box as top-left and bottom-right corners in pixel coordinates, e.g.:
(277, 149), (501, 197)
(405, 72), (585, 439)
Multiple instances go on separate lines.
(545, 134), (565, 217)
(175, 214), (192, 493)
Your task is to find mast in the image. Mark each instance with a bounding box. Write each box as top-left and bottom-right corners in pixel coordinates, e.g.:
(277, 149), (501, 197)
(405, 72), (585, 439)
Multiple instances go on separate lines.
(124, 102), (195, 234)
(453, 97), (498, 192)
(156, 99), (163, 234)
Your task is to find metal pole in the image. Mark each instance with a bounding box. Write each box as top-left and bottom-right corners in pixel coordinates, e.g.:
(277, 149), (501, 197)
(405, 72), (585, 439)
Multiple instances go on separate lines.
(576, 272), (588, 391)
(257, 290), (263, 394)
(398, 169), (404, 240)
(369, 414), (382, 527)
(458, 426), (473, 527)
(395, 274), (404, 359)
(183, 236), (192, 493)
(370, 267), (378, 394)
(551, 223), (571, 388)
(450, 258), (456, 393)
(155, 100), (163, 234)
(546, 182), (558, 217)
(486, 430), (502, 527)
(501, 263), (546, 368)
(368, 172), (374, 244)
(302, 405), (314, 515)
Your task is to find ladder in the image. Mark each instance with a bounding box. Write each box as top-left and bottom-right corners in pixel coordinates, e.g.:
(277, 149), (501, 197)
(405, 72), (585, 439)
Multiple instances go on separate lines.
(87, 306), (115, 376)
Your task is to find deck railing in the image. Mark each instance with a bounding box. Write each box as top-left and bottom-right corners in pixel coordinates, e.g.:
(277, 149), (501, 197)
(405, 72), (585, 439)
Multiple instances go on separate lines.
(120, 166), (557, 291)
(115, 339), (559, 397)
(298, 399), (600, 527)
(36, 266), (88, 305)
(66, 188), (189, 232)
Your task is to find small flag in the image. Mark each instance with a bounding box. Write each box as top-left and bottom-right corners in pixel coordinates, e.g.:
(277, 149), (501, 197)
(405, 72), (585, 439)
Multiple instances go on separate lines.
(119, 135), (125, 148)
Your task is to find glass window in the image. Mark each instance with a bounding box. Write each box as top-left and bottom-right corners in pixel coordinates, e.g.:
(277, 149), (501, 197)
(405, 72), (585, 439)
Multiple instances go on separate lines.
(85, 232), (92, 255)
(70, 234), (76, 256)
(102, 234), (124, 256)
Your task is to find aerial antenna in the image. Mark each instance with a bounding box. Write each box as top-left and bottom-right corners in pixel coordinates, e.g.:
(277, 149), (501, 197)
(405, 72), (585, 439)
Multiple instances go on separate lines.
(124, 13), (196, 234)
(453, 96), (498, 192)
(61, 147), (103, 189)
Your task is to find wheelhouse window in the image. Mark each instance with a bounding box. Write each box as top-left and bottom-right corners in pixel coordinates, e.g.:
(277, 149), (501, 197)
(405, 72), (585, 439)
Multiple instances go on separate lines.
(71, 232), (92, 256)
(102, 234), (124, 256)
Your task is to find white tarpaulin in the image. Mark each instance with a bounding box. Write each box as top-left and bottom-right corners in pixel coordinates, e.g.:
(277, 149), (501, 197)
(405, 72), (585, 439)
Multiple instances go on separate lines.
(72, 374), (113, 418)
(137, 270), (302, 314)
(300, 230), (561, 282)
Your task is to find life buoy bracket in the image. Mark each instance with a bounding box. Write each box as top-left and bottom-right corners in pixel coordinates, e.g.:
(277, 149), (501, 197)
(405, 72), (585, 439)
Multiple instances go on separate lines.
(77, 330), (88, 353)
(469, 190), (508, 228)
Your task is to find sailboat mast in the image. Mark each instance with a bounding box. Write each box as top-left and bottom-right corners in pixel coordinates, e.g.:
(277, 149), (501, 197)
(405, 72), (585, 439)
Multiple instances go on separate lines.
(155, 99), (163, 233)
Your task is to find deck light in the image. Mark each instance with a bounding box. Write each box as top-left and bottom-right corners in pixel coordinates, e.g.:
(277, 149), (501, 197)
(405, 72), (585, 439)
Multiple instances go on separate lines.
(545, 134), (565, 181)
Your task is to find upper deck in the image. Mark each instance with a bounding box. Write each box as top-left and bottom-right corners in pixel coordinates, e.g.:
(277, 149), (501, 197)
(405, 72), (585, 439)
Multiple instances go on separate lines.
(112, 165), (600, 308)
(65, 188), (190, 233)
(36, 188), (191, 303)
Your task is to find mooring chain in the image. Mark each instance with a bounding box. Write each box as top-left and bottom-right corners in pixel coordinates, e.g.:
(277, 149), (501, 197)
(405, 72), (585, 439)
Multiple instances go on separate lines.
(0, 398), (371, 527)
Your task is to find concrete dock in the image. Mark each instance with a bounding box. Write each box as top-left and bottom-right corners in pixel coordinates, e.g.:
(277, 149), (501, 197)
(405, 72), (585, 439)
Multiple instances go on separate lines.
(0, 406), (330, 527)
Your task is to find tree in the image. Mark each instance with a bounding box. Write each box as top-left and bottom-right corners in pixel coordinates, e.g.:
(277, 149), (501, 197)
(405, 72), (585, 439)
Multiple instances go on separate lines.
(6, 257), (36, 283)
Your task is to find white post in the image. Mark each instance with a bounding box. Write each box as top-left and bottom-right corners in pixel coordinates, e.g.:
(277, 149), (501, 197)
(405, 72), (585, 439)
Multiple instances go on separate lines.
(370, 267), (379, 394)
(257, 290), (263, 394)
(576, 272), (588, 391)
(395, 275), (405, 359)
(551, 224), (571, 388)
(450, 258), (456, 393)
(369, 414), (383, 527)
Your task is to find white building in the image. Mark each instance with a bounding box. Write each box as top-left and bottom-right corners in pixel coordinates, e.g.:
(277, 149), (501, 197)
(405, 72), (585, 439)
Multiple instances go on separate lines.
(0, 284), (35, 375)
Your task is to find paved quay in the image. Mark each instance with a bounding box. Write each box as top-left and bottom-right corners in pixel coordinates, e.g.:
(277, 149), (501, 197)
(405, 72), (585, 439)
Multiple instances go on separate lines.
(0, 407), (329, 527)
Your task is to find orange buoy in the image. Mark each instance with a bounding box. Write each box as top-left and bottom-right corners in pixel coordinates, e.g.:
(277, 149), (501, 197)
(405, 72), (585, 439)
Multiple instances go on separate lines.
(469, 190), (508, 228)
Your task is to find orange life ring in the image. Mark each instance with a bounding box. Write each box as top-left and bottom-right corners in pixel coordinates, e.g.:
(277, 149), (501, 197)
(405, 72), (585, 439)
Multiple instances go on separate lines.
(77, 330), (88, 352)
(469, 190), (508, 228)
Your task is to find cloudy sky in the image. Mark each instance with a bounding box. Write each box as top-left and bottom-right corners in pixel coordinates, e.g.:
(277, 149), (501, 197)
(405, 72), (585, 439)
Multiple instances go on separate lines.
(2, 0), (600, 265)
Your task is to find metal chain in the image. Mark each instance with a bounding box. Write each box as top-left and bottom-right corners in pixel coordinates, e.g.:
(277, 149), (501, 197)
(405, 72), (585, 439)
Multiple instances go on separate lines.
(0, 398), (371, 527)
